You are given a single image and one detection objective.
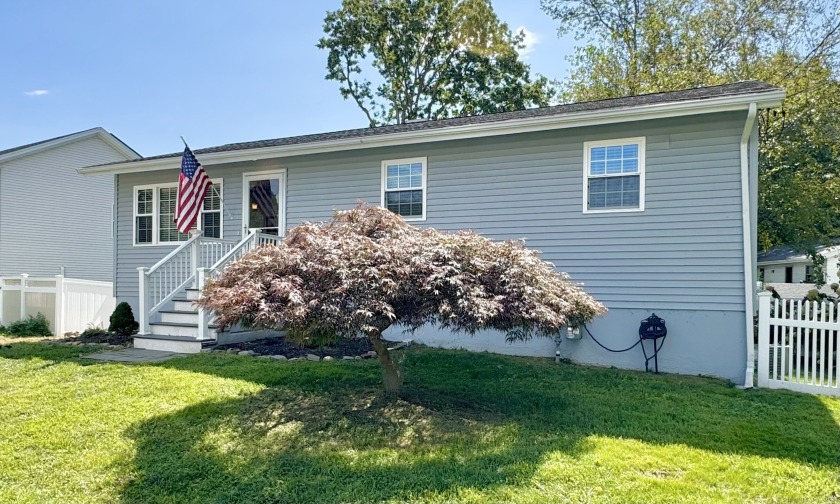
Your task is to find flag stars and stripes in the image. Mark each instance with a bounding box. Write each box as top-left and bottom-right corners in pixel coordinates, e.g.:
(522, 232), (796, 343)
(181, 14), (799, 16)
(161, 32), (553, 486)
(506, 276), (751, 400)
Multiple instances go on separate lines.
(174, 146), (212, 234)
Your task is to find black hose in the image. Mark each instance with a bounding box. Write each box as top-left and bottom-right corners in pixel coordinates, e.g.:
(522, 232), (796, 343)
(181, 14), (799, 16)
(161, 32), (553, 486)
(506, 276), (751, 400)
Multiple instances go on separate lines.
(583, 325), (641, 353)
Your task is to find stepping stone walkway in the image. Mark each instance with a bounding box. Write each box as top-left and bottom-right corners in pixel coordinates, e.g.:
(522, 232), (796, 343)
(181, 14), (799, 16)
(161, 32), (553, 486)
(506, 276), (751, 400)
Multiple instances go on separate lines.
(81, 348), (187, 363)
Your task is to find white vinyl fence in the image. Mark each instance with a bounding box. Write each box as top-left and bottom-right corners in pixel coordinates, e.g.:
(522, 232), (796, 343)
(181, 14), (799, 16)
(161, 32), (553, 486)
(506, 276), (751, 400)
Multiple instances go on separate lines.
(757, 291), (839, 396)
(0, 274), (115, 336)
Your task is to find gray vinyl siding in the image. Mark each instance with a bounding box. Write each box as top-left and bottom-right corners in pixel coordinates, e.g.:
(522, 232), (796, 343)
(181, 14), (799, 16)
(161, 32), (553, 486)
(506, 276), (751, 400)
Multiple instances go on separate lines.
(0, 136), (126, 281)
(115, 111), (748, 312)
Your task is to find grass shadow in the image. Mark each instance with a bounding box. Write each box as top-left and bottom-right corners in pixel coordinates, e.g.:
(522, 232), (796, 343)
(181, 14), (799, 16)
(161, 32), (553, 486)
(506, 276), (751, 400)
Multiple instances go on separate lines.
(115, 348), (840, 503)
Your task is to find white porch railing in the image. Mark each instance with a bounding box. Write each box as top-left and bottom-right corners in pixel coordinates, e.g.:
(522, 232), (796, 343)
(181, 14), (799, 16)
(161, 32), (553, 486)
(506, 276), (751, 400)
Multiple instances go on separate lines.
(137, 234), (239, 334)
(757, 291), (839, 396)
(195, 230), (282, 340)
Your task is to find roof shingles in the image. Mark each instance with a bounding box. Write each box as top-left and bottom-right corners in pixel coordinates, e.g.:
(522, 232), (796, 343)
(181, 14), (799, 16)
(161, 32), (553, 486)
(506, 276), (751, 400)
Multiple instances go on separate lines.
(124, 81), (781, 164)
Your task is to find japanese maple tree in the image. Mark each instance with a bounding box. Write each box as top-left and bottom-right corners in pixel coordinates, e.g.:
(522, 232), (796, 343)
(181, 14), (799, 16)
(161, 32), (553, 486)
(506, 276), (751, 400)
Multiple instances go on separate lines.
(198, 204), (606, 395)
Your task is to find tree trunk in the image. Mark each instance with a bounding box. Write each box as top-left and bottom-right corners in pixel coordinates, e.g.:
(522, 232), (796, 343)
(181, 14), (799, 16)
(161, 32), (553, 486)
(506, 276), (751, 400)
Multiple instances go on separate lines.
(368, 331), (402, 396)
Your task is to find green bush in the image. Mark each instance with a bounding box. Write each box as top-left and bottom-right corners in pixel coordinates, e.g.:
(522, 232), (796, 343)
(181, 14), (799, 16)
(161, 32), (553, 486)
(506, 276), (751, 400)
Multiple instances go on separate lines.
(108, 302), (139, 336)
(80, 327), (109, 339)
(1, 313), (52, 337)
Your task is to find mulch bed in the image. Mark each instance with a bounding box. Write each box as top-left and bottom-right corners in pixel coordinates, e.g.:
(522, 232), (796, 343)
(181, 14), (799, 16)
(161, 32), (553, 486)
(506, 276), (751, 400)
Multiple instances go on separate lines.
(62, 332), (134, 347)
(214, 335), (376, 359)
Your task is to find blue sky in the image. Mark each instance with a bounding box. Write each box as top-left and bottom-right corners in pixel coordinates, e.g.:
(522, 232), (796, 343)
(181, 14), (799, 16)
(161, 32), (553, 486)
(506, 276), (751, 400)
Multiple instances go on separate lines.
(0, 1), (576, 156)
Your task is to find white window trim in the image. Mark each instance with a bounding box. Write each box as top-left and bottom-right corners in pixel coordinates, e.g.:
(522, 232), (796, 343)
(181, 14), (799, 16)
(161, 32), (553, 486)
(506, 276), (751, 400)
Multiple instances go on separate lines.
(582, 137), (646, 214)
(241, 169), (287, 237)
(201, 181), (224, 240)
(132, 178), (223, 246)
(380, 156), (428, 222)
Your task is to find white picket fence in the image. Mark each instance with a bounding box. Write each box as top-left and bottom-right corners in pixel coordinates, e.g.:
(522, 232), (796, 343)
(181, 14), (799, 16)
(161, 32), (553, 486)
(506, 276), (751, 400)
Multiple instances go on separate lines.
(757, 291), (839, 396)
(0, 274), (116, 336)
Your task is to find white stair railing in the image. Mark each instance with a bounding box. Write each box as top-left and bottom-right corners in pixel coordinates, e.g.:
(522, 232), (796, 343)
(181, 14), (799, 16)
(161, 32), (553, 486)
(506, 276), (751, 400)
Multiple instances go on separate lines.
(137, 234), (240, 335)
(194, 230), (282, 340)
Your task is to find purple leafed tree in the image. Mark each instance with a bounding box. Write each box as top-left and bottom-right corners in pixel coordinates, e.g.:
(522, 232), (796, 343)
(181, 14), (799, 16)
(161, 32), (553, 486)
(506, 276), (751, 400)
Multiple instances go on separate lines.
(198, 204), (606, 395)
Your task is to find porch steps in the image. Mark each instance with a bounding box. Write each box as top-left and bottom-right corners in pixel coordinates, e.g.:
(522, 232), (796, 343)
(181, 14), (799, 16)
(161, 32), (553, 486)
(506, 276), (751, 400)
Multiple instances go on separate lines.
(133, 334), (216, 353)
(134, 289), (215, 353)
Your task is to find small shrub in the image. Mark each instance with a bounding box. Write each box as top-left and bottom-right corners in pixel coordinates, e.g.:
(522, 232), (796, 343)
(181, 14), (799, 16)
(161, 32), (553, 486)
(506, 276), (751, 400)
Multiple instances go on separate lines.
(80, 327), (109, 339)
(3, 313), (52, 337)
(109, 302), (139, 336)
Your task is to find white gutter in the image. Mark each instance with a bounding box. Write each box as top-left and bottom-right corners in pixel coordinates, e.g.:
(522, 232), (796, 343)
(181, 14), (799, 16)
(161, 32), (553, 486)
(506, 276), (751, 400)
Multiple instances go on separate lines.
(740, 102), (758, 388)
(79, 90), (785, 175)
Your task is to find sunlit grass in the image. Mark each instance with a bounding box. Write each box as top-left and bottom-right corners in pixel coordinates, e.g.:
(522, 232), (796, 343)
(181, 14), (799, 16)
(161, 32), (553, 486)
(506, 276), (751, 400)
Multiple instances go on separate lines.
(0, 342), (838, 503)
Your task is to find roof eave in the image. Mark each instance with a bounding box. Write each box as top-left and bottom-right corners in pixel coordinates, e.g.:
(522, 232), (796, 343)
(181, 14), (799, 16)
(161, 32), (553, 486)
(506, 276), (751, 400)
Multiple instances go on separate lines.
(79, 89), (785, 176)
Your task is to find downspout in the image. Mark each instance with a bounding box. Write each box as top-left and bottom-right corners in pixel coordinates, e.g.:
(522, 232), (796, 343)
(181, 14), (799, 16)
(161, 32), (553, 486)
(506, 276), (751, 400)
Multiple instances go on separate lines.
(740, 103), (757, 388)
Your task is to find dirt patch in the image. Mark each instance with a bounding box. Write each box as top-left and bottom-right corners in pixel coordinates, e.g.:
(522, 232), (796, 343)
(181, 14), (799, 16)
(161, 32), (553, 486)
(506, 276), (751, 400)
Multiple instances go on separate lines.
(62, 331), (134, 347)
(214, 335), (378, 358)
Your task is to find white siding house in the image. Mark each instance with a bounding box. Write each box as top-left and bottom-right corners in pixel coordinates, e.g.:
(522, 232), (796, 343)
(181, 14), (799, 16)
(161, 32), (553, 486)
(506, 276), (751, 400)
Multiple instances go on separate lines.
(0, 128), (139, 334)
(0, 128), (139, 281)
(757, 245), (840, 285)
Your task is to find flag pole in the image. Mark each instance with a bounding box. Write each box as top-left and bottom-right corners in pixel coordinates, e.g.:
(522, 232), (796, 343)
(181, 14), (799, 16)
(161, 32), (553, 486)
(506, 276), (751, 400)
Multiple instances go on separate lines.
(179, 136), (230, 220)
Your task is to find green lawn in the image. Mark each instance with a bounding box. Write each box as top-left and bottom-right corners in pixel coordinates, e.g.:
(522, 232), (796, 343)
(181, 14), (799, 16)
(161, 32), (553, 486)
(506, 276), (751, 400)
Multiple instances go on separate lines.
(1, 338), (838, 504)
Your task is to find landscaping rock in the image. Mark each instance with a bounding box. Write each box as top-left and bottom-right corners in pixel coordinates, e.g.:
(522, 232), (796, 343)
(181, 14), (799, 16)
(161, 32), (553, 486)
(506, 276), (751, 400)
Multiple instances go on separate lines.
(226, 348), (240, 354)
(238, 350), (256, 356)
(288, 357), (301, 361)
(323, 356), (334, 361)
(354, 356), (362, 360)
(306, 353), (321, 362)
(257, 355), (271, 359)
(270, 355), (287, 361)
(342, 356), (354, 361)
(361, 350), (377, 359)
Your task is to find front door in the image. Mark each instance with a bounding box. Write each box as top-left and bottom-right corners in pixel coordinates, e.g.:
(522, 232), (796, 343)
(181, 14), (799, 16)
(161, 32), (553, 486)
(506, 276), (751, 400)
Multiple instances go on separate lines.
(242, 170), (286, 236)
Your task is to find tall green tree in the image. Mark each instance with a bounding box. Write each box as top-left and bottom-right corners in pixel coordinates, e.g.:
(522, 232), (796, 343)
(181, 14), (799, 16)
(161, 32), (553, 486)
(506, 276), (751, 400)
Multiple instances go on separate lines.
(318, 0), (554, 126)
(542, 0), (840, 257)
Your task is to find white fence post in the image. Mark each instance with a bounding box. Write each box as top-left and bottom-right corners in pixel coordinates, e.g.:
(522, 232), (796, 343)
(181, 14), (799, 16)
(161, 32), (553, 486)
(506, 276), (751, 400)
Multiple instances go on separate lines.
(54, 275), (65, 337)
(757, 292), (771, 388)
(138, 267), (149, 334)
(196, 267), (209, 340)
(19, 273), (28, 322)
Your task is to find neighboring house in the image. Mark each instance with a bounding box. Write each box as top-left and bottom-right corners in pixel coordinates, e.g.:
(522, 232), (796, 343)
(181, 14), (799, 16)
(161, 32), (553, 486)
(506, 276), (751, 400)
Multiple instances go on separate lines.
(0, 128), (139, 281)
(757, 244), (840, 285)
(764, 283), (836, 300)
(0, 128), (139, 334)
(80, 81), (784, 387)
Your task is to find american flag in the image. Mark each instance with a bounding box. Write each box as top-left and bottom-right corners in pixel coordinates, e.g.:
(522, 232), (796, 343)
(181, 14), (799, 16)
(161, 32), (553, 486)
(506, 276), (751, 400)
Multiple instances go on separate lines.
(174, 146), (212, 234)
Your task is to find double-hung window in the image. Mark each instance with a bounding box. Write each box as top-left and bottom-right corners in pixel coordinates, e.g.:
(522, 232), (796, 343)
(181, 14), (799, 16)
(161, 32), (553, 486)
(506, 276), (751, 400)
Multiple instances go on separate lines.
(382, 157), (426, 220)
(583, 137), (645, 213)
(134, 180), (222, 245)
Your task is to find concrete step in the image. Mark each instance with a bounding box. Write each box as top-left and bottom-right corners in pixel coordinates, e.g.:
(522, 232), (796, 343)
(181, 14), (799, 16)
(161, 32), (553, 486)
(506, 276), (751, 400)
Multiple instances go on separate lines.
(160, 310), (199, 325)
(149, 321), (218, 339)
(133, 334), (214, 354)
(172, 299), (198, 312)
(184, 289), (199, 301)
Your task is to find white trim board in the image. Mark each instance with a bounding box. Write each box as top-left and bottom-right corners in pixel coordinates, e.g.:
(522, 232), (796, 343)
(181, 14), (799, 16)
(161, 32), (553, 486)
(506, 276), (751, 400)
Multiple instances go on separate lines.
(79, 90), (785, 176)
